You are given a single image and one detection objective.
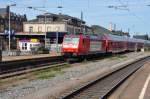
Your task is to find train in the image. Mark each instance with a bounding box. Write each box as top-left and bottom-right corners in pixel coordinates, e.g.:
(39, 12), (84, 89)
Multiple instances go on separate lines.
(62, 33), (150, 59)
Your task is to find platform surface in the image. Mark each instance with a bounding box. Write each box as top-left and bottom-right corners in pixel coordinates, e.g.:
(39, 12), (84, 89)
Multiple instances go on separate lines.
(2, 53), (61, 62)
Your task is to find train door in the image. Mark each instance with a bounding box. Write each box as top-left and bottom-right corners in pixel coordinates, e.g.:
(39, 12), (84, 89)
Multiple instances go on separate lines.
(82, 37), (89, 54)
(107, 41), (113, 53)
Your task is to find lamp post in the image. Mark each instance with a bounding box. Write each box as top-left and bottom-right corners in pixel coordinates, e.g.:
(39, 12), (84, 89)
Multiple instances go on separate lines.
(44, 13), (47, 48)
(8, 4), (16, 52)
(56, 29), (58, 53)
(27, 7), (48, 48)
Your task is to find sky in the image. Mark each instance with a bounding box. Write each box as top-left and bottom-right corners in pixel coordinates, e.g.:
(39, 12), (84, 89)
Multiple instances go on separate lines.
(0, 0), (150, 36)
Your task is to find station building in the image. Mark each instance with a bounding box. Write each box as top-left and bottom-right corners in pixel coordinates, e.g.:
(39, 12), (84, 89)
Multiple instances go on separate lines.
(17, 13), (89, 52)
(0, 6), (27, 50)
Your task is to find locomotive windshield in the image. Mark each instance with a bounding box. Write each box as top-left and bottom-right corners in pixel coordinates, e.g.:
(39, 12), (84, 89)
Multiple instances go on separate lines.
(64, 37), (79, 44)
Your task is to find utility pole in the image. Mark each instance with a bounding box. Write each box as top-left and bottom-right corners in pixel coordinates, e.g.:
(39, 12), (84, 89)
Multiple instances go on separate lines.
(109, 22), (113, 31)
(44, 13), (47, 48)
(8, 4), (16, 52)
(81, 11), (83, 33)
(56, 29), (58, 53)
(114, 24), (116, 31)
(128, 28), (130, 33)
(27, 7), (48, 49)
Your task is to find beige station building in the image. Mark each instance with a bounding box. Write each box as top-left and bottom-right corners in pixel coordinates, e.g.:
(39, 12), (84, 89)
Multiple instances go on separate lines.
(23, 13), (86, 34)
(16, 13), (92, 52)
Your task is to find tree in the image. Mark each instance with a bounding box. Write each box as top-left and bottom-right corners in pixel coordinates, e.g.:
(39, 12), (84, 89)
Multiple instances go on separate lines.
(91, 25), (101, 34)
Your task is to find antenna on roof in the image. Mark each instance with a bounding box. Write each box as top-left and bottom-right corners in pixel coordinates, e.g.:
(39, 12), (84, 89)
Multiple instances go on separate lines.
(81, 11), (84, 34)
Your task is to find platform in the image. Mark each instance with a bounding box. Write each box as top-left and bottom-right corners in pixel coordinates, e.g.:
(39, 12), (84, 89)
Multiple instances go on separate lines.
(2, 53), (61, 62)
(109, 61), (150, 99)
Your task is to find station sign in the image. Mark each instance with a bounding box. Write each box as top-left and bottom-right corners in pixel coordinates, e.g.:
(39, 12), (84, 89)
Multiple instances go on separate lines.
(4, 29), (15, 35)
(30, 39), (39, 43)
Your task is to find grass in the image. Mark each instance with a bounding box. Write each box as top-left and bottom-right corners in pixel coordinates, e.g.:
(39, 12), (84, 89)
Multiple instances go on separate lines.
(0, 63), (70, 87)
(109, 54), (127, 60)
(33, 64), (70, 79)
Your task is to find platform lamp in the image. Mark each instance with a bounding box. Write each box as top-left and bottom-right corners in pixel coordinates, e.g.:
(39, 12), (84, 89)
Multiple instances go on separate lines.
(27, 7), (48, 49)
(8, 4), (16, 52)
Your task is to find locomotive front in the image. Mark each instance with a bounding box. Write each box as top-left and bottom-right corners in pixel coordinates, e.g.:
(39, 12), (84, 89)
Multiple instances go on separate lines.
(62, 35), (80, 58)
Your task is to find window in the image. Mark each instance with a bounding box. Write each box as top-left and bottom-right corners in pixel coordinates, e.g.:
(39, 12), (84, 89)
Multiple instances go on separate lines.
(55, 26), (60, 31)
(46, 18), (52, 22)
(29, 26), (33, 33)
(47, 26), (51, 32)
(30, 44), (32, 48)
(64, 37), (79, 44)
(22, 43), (27, 50)
(39, 18), (44, 22)
(38, 26), (42, 32)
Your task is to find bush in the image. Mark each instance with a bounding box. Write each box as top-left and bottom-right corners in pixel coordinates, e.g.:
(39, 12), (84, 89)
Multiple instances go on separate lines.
(37, 46), (49, 54)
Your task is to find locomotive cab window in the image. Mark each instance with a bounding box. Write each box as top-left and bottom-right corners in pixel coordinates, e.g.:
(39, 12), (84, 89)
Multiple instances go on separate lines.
(64, 37), (79, 44)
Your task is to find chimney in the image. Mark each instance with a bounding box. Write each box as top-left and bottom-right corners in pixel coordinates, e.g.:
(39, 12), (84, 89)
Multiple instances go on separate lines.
(109, 22), (112, 31)
(114, 24), (116, 31)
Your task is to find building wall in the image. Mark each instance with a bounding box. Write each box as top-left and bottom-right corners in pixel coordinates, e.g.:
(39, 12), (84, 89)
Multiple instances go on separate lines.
(23, 23), (66, 33)
(0, 14), (27, 33)
(18, 38), (41, 51)
(67, 25), (81, 34)
(23, 22), (82, 34)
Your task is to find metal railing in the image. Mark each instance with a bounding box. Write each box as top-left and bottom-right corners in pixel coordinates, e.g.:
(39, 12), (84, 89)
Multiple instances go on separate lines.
(2, 50), (34, 56)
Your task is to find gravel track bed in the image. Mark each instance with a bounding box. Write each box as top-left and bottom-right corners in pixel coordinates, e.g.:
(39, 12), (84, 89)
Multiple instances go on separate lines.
(0, 52), (147, 99)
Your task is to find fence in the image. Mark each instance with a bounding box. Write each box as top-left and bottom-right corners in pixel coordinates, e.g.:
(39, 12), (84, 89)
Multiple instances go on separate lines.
(2, 50), (32, 56)
(49, 44), (62, 56)
(2, 44), (63, 57)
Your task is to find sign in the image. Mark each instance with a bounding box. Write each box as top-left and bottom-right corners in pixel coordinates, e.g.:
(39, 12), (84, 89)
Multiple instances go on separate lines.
(4, 29), (15, 35)
(30, 39), (39, 43)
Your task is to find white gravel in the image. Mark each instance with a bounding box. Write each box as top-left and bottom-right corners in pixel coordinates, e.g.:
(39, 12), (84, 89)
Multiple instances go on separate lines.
(0, 52), (148, 99)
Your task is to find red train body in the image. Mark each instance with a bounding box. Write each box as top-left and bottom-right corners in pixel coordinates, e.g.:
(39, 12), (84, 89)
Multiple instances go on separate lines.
(62, 33), (146, 58)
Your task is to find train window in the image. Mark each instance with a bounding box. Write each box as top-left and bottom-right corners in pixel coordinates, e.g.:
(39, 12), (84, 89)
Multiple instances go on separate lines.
(64, 37), (79, 44)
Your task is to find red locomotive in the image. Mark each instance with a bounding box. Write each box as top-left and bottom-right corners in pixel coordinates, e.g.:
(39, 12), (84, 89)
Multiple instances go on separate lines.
(62, 33), (146, 58)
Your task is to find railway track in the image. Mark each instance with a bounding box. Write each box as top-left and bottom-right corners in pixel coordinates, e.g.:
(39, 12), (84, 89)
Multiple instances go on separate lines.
(0, 61), (68, 79)
(0, 56), (63, 74)
(62, 56), (150, 99)
(0, 52), (113, 78)
(0, 52), (132, 80)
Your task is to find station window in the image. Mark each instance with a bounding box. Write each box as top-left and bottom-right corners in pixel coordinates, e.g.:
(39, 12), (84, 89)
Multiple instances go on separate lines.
(30, 44), (32, 48)
(38, 26), (42, 32)
(55, 26), (60, 31)
(47, 26), (51, 32)
(29, 26), (33, 33)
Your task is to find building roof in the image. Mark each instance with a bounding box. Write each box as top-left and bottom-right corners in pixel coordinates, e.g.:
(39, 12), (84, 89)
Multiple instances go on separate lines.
(0, 8), (7, 15)
(28, 19), (38, 22)
(98, 26), (112, 34)
(92, 25), (113, 34)
(30, 13), (85, 23)
(133, 34), (149, 40)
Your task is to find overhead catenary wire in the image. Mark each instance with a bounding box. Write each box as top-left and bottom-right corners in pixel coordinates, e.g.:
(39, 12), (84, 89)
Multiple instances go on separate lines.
(1, 0), (150, 34)
(115, 0), (150, 35)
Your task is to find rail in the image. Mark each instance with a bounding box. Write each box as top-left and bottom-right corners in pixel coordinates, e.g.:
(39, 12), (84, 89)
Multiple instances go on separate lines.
(0, 56), (63, 75)
(0, 62), (67, 79)
(62, 56), (150, 99)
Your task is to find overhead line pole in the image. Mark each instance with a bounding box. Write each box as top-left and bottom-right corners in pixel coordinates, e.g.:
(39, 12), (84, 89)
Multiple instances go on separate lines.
(8, 4), (16, 52)
(27, 7), (48, 49)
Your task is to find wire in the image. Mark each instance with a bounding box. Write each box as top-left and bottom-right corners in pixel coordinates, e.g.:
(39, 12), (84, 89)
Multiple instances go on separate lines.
(117, 0), (150, 35)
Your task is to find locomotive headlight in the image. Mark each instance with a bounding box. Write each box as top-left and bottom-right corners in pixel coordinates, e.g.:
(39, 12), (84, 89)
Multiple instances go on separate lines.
(72, 44), (78, 48)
